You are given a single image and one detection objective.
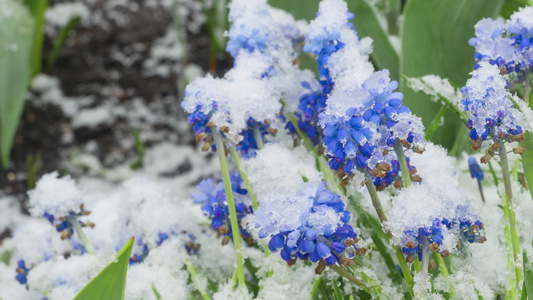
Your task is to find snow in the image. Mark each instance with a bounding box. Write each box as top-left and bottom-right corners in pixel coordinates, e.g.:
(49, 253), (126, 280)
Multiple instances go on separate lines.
(28, 171), (84, 218)
(406, 74), (463, 106)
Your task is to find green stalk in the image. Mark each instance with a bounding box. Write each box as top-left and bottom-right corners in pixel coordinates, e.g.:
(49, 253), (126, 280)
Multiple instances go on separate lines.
(499, 142), (523, 290)
(417, 236), (430, 300)
(67, 216), (95, 255)
(286, 112), (317, 155)
(524, 71), (530, 105)
(213, 132), (246, 289)
(425, 106), (447, 140)
(434, 253), (454, 298)
(363, 170), (388, 223)
(228, 147), (258, 209)
(310, 275), (322, 298)
(502, 192), (517, 299)
(253, 123), (265, 150)
(394, 139), (411, 188)
(185, 258), (211, 300)
(330, 265), (372, 295)
(349, 264), (383, 296)
(413, 259), (422, 273)
(151, 284), (162, 300)
(364, 170), (414, 297)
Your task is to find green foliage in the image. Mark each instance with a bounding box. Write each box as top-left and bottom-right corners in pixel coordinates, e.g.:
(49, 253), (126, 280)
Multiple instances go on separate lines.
(521, 132), (533, 202)
(501, 0), (528, 18)
(21, 0), (49, 77)
(523, 241), (533, 300)
(46, 16), (81, 72)
(400, 0), (504, 149)
(130, 127), (145, 170)
(0, 0), (34, 169)
(73, 238), (134, 300)
(0, 250), (12, 266)
(25, 152), (42, 190)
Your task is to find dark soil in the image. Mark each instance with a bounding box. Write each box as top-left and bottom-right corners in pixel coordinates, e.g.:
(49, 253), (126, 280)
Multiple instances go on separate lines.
(0, 0), (231, 201)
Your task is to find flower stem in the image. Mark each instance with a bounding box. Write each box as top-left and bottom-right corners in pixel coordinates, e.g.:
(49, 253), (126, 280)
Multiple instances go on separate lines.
(310, 275), (322, 298)
(286, 111), (317, 155)
(425, 106), (447, 140)
(330, 265), (372, 295)
(364, 170), (388, 223)
(502, 193), (517, 299)
(151, 284), (162, 300)
(213, 131), (246, 289)
(524, 71), (530, 106)
(349, 264), (383, 296)
(434, 252), (455, 298)
(68, 216), (95, 255)
(363, 170), (415, 297)
(394, 139), (411, 188)
(499, 142), (522, 291)
(253, 123), (265, 150)
(185, 258), (211, 300)
(228, 147), (258, 210)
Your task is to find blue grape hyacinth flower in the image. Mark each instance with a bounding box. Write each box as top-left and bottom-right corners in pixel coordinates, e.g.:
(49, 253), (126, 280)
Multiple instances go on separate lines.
(461, 62), (524, 144)
(192, 171), (253, 244)
(255, 182), (363, 270)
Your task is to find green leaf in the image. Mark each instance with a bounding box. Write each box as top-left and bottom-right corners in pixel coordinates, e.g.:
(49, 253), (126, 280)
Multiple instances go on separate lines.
(400, 0), (504, 149)
(46, 16), (81, 73)
(73, 238), (134, 300)
(500, 0), (527, 19)
(0, 1), (34, 169)
(130, 128), (145, 170)
(347, 0), (399, 80)
(521, 132), (533, 202)
(1, 250), (12, 265)
(523, 246), (533, 300)
(331, 278), (343, 300)
(21, 0), (48, 77)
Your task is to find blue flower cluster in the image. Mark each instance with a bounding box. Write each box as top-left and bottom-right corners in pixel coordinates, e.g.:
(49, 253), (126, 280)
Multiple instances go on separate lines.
(402, 219), (445, 262)
(468, 157), (484, 181)
(235, 118), (271, 158)
(443, 218), (486, 244)
(371, 158), (418, 191)
(15, 260), (30, 284)
(42, 205), (93, 241)
(226, 26), (268, 58)
(320, 71), (423, 186)
(192, 170), (253, 244)
(293, 13), (354, 144)
(461, 62), (524, 143)
(321, 113), (375, 174)
(469, 8), (533, 77)
(185, 105), (217, 152)
(402, 217), (486, 262)
(291, 82), (328, 145)
(264, 182), (362, 268)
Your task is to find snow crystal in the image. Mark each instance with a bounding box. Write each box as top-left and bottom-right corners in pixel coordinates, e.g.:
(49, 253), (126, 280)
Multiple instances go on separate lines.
(28, 171), (84, 218)
(242, 143), (321, 197)
(406, 75), (463, 106)
(126, 238), (191, 299)
(385, 143), (480, 252)
(461, 62), (525, 138)
(45, 2), (90, 29)
(27, 254), (103, 300)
